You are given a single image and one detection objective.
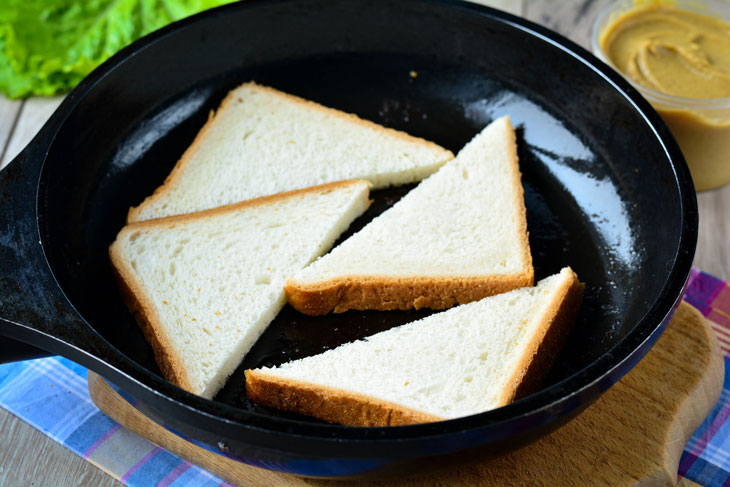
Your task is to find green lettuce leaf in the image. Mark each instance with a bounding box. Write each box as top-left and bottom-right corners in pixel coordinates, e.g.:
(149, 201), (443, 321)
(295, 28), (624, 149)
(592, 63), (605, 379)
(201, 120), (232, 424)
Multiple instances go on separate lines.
(0, 0), (235, 99)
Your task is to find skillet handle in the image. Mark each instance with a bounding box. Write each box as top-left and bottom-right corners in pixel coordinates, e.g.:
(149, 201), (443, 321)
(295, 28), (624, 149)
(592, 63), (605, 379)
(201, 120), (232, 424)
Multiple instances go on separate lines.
(0, 142), (52, 362)
(0, 339), (51, 364)
(0, 138), (121, 371)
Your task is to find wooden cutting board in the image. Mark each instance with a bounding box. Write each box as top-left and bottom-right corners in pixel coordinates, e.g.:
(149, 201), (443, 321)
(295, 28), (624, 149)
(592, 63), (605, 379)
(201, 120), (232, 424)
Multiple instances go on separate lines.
(88, 302), (724, 486)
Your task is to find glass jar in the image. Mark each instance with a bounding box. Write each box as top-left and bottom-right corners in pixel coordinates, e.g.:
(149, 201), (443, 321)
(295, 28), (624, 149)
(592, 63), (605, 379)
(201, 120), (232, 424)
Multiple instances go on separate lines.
(592, 0), (730, 191)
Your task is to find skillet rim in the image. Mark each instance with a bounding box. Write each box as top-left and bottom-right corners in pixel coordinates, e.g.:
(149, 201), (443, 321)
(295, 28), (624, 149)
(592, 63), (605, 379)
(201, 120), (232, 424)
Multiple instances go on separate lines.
(31, 0), (698, 443)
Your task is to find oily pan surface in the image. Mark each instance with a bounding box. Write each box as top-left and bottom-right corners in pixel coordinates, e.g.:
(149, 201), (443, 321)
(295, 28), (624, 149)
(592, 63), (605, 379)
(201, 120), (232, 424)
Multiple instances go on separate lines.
(35, 1), (681, 426)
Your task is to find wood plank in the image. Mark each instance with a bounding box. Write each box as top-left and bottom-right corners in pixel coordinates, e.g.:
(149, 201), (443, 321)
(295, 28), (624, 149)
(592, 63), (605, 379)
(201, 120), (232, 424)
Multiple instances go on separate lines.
(696, 187), (730, 281)
(1, 96), (64, 169)
(0, 408), (122, 487)
(0, 96), (23, 165)
(468, 0), (524, 16)
(524, 0), (608, 47)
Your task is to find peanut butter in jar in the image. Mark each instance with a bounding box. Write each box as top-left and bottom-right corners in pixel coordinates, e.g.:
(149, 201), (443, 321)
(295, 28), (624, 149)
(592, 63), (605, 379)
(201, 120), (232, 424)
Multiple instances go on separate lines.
(593, 1), (730, 191)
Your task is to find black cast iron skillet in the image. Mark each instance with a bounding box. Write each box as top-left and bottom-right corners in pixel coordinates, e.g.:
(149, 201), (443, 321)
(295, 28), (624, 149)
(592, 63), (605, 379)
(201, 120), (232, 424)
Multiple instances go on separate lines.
(0, 0), (697, 479)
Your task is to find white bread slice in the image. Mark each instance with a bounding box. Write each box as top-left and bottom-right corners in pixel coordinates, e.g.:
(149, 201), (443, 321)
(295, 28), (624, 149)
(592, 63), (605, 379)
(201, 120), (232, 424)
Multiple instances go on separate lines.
(246, 267), (583, 426)
(127, 82), (453, 223)
(110, 180), (372, 398)
(285, 116), (533, 315)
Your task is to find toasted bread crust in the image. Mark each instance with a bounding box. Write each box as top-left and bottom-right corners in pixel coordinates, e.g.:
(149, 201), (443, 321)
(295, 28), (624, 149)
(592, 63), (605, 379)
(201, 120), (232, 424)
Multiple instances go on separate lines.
(245, 370), (443, 426)
(285, 116), (533, 315)
(124, 179), (371, 231)
(110, 180), (371, 395)
(109, 244), (195, 393)
(502, 116), (534, 298)
(126, 106), (218, 223)
(285, 272), (535, 315)
(252, 268), (583, 426)
(499, 269), (584, 405)
(127, 81), (452, 223)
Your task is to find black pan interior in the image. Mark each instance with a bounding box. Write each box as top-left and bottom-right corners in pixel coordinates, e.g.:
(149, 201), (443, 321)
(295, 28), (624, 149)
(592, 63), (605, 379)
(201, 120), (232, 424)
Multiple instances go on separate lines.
(35, 0), (681, 423)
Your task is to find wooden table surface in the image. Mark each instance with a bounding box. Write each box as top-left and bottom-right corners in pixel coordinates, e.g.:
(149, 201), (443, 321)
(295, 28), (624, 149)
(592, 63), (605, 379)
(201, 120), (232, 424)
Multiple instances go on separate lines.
(0, 1), (728, 485)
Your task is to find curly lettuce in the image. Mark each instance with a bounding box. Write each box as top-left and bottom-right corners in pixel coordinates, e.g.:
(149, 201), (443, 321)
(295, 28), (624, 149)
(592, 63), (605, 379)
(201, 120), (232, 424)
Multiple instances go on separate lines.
(0, 0), (235, 99)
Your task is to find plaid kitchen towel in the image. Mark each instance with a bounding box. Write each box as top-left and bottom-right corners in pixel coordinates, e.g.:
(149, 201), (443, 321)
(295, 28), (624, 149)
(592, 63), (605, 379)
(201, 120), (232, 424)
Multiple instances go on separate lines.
(0, 356), (234, 487)
(678, 269), (730, 485)
(0, 267), (729, 487)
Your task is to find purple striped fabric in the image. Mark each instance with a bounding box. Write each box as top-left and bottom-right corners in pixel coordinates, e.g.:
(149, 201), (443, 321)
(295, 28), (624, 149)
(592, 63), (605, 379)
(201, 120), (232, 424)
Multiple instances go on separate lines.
(121, 447), (164, 483)
(678, 269), (730, 485)
(157, 462), (194, 487)
(83, 423), (123, 459)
